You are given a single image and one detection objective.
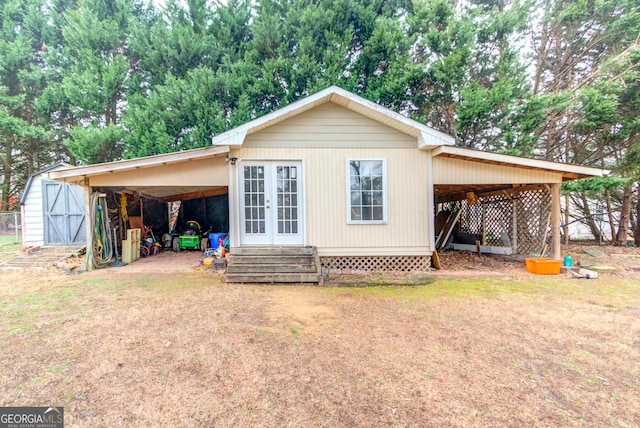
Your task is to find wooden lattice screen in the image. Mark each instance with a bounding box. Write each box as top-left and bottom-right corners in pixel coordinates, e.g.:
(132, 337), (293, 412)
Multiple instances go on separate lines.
(321, 256), (432, 273)
(441, 186), (552, 256)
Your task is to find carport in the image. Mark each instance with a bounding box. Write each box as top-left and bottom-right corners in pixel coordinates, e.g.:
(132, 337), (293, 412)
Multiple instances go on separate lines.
(431, 146), (606, 259)
(50, 145), (231, 267)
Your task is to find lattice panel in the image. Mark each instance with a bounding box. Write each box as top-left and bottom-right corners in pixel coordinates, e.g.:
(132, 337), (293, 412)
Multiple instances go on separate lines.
(440, 187), (551, 256)
(515, 188), (552, 255)
(321, 256), (432, 273)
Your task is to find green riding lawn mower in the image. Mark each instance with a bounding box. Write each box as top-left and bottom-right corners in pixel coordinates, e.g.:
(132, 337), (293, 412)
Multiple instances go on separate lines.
(171, 220), (209, 252)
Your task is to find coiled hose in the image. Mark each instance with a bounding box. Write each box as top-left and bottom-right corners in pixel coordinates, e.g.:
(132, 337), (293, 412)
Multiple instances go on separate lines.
(87, 192), (113, 269)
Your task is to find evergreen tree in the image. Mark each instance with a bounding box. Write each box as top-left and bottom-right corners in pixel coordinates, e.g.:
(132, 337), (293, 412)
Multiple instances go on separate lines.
(51, 0), (144, 164)
(124, 0), (255, 157)
(0, 0), (60, 207)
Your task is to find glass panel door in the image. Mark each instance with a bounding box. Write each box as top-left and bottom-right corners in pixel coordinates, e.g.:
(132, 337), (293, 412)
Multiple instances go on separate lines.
(276, 165), (299, 235)
(239, 161), (303, 246)
(243, 165), (266, 236)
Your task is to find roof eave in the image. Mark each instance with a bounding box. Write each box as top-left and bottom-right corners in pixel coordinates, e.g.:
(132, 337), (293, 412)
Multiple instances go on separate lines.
(50, 145), (230, 181)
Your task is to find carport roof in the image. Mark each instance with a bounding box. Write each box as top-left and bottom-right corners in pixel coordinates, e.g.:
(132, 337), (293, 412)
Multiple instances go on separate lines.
(432, 146), (608, 181)
(51, 145), (230, 180)
(49, 145), (230, 201)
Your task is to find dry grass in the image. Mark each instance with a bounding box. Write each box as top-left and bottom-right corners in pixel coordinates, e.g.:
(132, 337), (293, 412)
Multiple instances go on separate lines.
(0, 268), (639, 427)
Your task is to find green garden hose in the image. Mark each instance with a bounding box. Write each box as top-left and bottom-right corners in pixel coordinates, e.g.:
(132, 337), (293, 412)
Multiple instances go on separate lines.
(88, 192), (113, 269)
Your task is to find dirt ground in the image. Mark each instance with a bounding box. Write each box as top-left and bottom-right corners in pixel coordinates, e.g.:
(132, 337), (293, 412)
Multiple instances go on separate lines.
(435, 243), (640, 277)
(0, 245), (639, 427)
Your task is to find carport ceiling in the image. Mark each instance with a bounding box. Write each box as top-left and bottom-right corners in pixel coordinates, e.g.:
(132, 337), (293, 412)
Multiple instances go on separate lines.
(435, 183), (547, 203)
(114, 185), (228, 202)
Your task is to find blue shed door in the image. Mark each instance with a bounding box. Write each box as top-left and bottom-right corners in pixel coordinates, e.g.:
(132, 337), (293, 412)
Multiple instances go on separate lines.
(42, 180), (86, 245)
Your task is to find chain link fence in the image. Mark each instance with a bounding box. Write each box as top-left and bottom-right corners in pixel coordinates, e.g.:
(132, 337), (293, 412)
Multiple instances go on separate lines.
(0, 212), (21, 243)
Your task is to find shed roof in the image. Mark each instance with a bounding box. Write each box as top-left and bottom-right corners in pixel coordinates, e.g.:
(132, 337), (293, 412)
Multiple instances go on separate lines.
(20, 162), (74, 205)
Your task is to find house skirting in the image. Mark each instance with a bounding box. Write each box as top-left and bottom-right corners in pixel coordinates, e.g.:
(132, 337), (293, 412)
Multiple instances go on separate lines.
(321, 255), (432, 273)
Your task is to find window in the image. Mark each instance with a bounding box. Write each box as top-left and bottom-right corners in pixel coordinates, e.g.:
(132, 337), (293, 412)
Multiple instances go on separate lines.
(347, 159), (387, 223)
(594, 204), (604, 222)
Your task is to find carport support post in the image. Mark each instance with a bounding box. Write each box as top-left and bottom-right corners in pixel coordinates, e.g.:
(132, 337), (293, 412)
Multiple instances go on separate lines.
(550, 183), (561, 260)
(84, 177), (93, 270)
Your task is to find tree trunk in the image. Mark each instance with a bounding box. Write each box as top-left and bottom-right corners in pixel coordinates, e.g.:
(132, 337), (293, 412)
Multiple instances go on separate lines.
(1, 142), (12, 210)
(605, 189), (617, 244)
(614, 182), (632, 246)
(633, 183), (640, 247)
(578, 193), (602, 243)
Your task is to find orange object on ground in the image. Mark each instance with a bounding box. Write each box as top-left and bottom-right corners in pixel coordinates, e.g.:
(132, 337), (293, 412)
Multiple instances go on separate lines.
(525, 258), (561, 275)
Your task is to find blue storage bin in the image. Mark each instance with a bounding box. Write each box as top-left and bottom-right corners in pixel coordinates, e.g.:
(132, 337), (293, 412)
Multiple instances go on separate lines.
(209, 233), (228, 248)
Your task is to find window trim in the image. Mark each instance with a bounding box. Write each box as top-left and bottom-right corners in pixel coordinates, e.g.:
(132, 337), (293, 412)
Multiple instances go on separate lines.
(346, 158), (388, 225)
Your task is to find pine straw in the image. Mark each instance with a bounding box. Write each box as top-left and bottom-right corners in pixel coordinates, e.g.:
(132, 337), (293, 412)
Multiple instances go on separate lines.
(0, 266), (639, 427)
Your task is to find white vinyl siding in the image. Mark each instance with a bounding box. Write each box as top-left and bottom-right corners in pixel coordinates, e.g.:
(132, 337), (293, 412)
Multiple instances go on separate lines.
(22, 175), (45, 247)
(433, 157), (561, 184)
(244, 102), (417, 149)
(346, 159), (387, 224)
(231, 147), (431, 256)
(89, 156), (229, 187)
(232, 100), (431, 255)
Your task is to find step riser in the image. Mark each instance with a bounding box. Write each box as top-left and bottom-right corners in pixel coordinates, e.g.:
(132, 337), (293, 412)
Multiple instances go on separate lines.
(230, 247), (314, 256)
(227, 256), (314, 265)
(226, 274), (321, 284)
(227, 264), (317, 274)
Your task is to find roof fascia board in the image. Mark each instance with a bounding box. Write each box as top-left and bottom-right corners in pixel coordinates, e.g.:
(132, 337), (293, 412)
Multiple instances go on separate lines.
(51, 145), (230, 180)
(418, 130), (455, 150)
(432, 146), (608, 178)
(212, 129), (247, 147)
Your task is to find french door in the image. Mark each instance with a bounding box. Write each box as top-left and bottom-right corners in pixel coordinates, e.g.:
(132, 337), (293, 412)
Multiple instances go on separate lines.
(239, 161), (304, 245)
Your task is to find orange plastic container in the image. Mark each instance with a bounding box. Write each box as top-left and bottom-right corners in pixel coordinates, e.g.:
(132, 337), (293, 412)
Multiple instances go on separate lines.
(525, 258), (561, 275)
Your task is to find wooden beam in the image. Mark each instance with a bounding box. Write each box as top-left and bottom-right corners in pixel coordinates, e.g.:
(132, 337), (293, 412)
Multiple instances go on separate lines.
(550, 183), (561, 260)
(478, 184), (548, 199)
(435, 183), (549, 203)
(160, 186), (229, 202)
(84, 178), (92, 271)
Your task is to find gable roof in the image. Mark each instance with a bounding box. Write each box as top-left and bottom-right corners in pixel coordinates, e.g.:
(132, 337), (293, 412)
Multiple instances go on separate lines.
(20, 162), (74, 205)
(212, 85), (455, 150)
(432, 146), (608, 181)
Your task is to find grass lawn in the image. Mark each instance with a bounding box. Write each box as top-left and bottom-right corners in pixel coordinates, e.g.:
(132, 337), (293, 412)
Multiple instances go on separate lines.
(0, 235), (20, 262)
(0, 269), (638, 427)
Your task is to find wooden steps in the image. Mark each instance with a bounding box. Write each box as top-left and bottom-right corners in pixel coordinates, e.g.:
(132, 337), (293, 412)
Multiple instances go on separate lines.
(225, 246), (323, 284)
